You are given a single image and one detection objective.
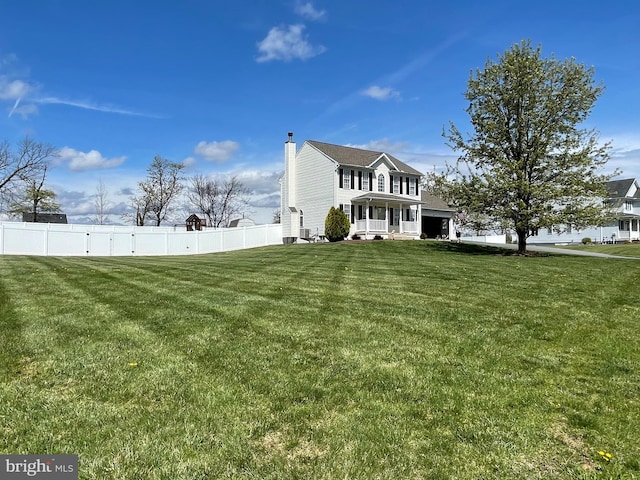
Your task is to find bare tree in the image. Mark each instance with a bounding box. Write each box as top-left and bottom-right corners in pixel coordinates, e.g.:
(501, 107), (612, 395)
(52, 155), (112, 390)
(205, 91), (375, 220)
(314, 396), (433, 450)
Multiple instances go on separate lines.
(125, 193), (153, 226)
(9, 165), (60, 221)
(187, 174), (248, 228)
(0, 137), (57, 210)
(138, 155), (184, 226)
(94, 179), (112, 225)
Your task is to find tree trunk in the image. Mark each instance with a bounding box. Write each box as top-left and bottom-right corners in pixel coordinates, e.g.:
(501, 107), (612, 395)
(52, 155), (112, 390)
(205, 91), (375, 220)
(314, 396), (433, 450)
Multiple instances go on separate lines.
(516, 228), (527, 254)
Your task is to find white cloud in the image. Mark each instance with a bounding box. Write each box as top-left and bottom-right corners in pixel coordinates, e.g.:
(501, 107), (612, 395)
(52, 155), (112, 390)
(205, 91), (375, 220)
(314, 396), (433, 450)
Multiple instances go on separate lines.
(194, 140), (239, 163)
(0, 78), (31, 100)
(182, 156), (197, 167)
(362, 85), (400, 101)
(57, 147), (126, 171)
(294, 2), (326, 21)
(256, 24), (326, 63)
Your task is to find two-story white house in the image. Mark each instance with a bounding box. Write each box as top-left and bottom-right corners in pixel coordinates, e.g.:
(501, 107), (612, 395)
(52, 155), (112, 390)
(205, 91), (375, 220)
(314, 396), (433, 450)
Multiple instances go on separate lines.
(281, 133), (454, 242)
(528, 177), (640, 244)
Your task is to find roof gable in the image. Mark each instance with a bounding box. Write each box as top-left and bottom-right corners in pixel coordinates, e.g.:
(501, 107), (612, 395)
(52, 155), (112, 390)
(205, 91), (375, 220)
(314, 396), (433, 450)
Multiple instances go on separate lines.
(306, 140), (422, 176)
(606, 178), (637, 198)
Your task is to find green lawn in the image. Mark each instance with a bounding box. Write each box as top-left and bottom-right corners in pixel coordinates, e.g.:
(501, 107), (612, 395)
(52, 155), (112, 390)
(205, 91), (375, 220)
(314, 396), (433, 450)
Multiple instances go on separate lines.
(559, 242), (640, 258)
(1, 241), (639, 479)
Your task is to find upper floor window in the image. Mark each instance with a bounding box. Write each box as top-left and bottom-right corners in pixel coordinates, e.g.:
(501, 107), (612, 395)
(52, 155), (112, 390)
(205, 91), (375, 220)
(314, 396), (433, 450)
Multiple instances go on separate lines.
(377, 174), (385, 192)
(393, 176), (400, 194)
(343, 169), (351, 190)
(409, 178), (416, 195)
(625, 201), (633, 212)
(362, 172), (369, 191)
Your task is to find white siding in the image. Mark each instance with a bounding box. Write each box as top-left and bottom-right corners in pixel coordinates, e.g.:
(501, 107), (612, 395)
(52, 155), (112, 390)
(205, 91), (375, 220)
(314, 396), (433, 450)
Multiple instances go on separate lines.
(295, 143), (336, 237)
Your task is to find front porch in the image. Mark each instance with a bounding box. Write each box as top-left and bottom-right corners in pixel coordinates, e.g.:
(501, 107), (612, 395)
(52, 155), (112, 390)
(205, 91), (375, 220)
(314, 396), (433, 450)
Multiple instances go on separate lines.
(354, 219), (420, 236)
(350, 192), (422, 239)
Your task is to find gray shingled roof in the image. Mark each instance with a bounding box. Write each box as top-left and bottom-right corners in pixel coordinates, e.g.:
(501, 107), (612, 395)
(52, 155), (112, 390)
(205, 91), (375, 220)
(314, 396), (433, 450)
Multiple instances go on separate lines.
(306, 140), (423, 176)
(421, 192), (456, 211)
(606, 178), (635, 198)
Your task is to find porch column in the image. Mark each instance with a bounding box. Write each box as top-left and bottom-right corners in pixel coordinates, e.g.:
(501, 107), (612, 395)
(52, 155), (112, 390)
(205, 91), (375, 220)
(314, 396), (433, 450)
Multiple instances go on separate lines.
(365, 200), (370, 237)
(385, 202), (389, 233)
(399, 202), (404, 233)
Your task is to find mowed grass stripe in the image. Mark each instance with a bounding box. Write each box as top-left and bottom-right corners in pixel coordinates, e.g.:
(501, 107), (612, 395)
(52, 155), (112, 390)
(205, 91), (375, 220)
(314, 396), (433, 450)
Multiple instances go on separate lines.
(0, 241), (639, 478)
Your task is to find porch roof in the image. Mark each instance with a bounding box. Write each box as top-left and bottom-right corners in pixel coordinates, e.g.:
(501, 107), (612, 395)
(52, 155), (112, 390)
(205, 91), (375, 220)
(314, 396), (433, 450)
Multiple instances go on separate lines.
(350, 192), (424, 205)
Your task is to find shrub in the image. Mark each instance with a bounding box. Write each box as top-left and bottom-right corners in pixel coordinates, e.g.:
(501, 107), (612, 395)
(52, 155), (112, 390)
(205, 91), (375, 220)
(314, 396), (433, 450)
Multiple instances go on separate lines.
(582, 237), (592, 245)
(351, 234), (361, 240)
(420, 233), (427, 240)
(373, 235), (383, 241)
(325, 207), (350, 242)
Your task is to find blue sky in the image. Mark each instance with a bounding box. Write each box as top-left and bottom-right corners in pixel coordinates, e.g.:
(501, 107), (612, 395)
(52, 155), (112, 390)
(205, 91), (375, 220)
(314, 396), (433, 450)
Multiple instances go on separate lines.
(1, 0), (639, 224)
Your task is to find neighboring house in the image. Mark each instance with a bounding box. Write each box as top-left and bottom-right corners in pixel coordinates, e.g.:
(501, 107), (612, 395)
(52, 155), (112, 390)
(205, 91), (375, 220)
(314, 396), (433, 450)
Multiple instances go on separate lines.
(22, 212), (68, 223)
(529, 178), (640, 244)
(228, 217), (255, 228)
(280, 133), (455, 241)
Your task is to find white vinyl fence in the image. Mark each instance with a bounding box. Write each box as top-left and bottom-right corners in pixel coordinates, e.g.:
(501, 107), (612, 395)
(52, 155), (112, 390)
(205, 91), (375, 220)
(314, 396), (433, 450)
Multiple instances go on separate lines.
(0, 222), (283, 256)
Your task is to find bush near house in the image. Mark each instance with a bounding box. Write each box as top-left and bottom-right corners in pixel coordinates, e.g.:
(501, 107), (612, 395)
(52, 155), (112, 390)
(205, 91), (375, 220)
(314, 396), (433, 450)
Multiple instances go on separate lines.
(325, 206), (350, 242)
(582, 237), (592, 244)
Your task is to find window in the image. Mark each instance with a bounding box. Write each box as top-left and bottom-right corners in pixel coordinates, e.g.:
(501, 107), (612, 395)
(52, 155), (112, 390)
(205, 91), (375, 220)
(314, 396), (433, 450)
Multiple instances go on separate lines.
(393, 208), (400, 225)
(362, 172), (369, 191)
(625, 201), (633, 212)
(409, 178), (416, 195)
(343, 169), (351, 190)
(341, 203), (351, 222)
(378, 174), (385, 192)
(393, 176), (400, 194)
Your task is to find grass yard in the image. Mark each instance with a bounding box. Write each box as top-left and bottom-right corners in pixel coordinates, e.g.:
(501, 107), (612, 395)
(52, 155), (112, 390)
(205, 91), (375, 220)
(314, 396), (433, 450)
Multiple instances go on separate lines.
(1, 241), (639, 479)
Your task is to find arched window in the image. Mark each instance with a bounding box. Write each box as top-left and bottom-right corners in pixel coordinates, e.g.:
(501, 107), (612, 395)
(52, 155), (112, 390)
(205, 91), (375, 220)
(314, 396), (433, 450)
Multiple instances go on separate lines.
(377, 174), (385, 192)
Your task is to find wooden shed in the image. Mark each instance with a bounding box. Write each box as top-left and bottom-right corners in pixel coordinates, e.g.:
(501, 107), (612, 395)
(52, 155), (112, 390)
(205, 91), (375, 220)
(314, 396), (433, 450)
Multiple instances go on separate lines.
(186, 214), (206, 231)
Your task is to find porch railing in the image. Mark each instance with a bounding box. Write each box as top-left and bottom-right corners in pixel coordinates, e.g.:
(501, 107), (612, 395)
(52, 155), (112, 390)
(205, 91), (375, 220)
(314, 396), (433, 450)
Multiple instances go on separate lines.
(354, 219), (419, 234)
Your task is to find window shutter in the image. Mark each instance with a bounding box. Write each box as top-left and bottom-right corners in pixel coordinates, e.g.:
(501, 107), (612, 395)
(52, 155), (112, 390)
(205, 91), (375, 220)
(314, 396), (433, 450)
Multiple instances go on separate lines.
(339, 203), (343, 211)
(406, 177), (410, 194)
(339, 169), (343, 188)
(400, 176), (403, 194)
(358, 205), (363, 219)
(389, 207), (393, 225)
(369, 206), (373, 218)
(358, 171), (362, 190)
(350, 205), (355, 223)
(351, 170), (355, 189)
(389, 175), (393, 193)
(369, 172), (373, 191)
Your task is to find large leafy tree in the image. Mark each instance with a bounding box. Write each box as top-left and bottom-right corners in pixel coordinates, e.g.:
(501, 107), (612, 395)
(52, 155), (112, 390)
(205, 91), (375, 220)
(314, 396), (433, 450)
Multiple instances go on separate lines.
(444, 40), (615, 254)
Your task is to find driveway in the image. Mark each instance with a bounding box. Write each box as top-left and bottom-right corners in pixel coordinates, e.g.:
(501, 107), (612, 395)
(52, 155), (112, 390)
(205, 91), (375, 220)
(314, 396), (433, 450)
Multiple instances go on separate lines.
(467, 241), (640, 259)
